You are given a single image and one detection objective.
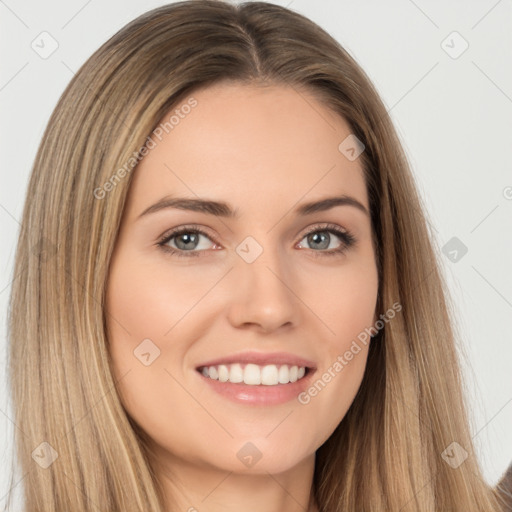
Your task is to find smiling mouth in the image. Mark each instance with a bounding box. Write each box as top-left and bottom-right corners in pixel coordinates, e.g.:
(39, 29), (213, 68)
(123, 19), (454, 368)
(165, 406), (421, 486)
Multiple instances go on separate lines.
(197, 363), (311, 386)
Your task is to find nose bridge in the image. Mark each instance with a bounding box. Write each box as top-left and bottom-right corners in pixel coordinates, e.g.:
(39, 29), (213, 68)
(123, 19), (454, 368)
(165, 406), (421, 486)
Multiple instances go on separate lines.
(226, 235), (300, 332)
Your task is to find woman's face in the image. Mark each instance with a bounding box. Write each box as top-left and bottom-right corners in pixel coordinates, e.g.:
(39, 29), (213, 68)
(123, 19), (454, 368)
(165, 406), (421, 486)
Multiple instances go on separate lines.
(106, 82), (378, 475)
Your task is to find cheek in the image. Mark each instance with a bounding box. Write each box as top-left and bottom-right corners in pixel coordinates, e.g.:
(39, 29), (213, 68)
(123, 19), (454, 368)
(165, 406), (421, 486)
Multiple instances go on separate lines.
(306, 256), (378, 350)
(106, 252), (215, 343)
(105, 251), (223, 407)
(105, 254), (195, 436)
(105, 253), (174, 388)
(297, 257), (377, 426)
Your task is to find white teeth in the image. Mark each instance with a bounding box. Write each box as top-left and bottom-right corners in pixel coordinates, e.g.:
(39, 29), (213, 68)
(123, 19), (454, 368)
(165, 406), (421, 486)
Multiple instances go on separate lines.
(278, 365), (289, 384)
(244, 364), (261, 385)
(261, 364), (279, 385)
(200, 363), (308, 385)
(229, 363), (244, 383)
(218, 364), (229, 382)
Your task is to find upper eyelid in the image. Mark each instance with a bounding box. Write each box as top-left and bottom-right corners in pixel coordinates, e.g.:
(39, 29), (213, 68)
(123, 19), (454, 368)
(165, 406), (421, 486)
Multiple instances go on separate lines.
(158, 224), (217, 245)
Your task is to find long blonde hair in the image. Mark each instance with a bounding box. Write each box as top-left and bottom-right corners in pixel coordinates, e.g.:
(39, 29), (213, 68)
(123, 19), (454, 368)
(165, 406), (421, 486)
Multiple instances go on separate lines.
(6, 1), (505, 510)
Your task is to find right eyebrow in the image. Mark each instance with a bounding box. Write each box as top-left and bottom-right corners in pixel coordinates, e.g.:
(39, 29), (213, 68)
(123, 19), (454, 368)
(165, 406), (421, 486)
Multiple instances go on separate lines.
(137, 196), (239, 219)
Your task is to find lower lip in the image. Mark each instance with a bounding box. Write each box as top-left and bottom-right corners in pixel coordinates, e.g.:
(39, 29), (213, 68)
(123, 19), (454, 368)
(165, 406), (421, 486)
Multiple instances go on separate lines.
(196, 369), (316, 405)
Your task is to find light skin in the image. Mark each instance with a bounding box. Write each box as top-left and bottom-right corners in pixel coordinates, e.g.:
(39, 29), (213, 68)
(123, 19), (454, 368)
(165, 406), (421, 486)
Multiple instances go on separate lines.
(106, 82), (379, 512)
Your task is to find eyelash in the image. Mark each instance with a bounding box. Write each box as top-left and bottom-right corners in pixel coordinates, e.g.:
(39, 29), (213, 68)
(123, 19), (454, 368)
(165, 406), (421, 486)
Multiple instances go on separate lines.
(156, 223), (357, 259)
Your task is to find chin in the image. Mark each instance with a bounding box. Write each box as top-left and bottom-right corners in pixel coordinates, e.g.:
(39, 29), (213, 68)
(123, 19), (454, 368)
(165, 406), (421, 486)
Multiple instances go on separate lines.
(212, 453), (311, 476)
(206, 435), (316, 476)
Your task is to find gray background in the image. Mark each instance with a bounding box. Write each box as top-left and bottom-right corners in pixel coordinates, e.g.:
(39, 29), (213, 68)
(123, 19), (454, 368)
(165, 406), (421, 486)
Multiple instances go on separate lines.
(1, 0), (511, 508)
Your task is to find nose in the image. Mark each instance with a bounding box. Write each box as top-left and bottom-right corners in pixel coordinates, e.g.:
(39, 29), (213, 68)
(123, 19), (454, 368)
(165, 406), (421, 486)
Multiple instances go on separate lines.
(225, 246), (301, 334)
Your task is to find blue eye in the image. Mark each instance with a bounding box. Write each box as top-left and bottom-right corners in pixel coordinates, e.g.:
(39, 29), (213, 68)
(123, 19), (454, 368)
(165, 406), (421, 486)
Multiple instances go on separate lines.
(297, 223), (356, 257)
(157, 223), (356, 258)
(157, 225), (217, 257)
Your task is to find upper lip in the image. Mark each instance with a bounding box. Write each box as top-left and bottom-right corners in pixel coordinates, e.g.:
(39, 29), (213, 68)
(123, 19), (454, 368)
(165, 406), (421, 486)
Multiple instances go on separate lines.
(196, 351), (316, 369)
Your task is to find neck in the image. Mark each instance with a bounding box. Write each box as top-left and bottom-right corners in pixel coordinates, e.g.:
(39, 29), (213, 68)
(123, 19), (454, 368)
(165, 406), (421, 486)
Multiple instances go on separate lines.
(153, 451), (318, 512)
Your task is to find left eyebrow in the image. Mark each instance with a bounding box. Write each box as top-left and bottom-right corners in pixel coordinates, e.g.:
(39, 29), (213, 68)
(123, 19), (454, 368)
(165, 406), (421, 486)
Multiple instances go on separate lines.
(295, 196), (369, 217)
(137, 194), (369, 220)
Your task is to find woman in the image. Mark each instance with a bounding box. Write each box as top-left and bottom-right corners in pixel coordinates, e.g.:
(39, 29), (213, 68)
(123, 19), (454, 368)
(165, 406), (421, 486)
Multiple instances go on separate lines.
(6, 1), (508, 510)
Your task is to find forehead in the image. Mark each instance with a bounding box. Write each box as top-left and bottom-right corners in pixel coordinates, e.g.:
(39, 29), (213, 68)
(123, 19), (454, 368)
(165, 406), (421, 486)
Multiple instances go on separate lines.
(125, 82), (368, 217)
